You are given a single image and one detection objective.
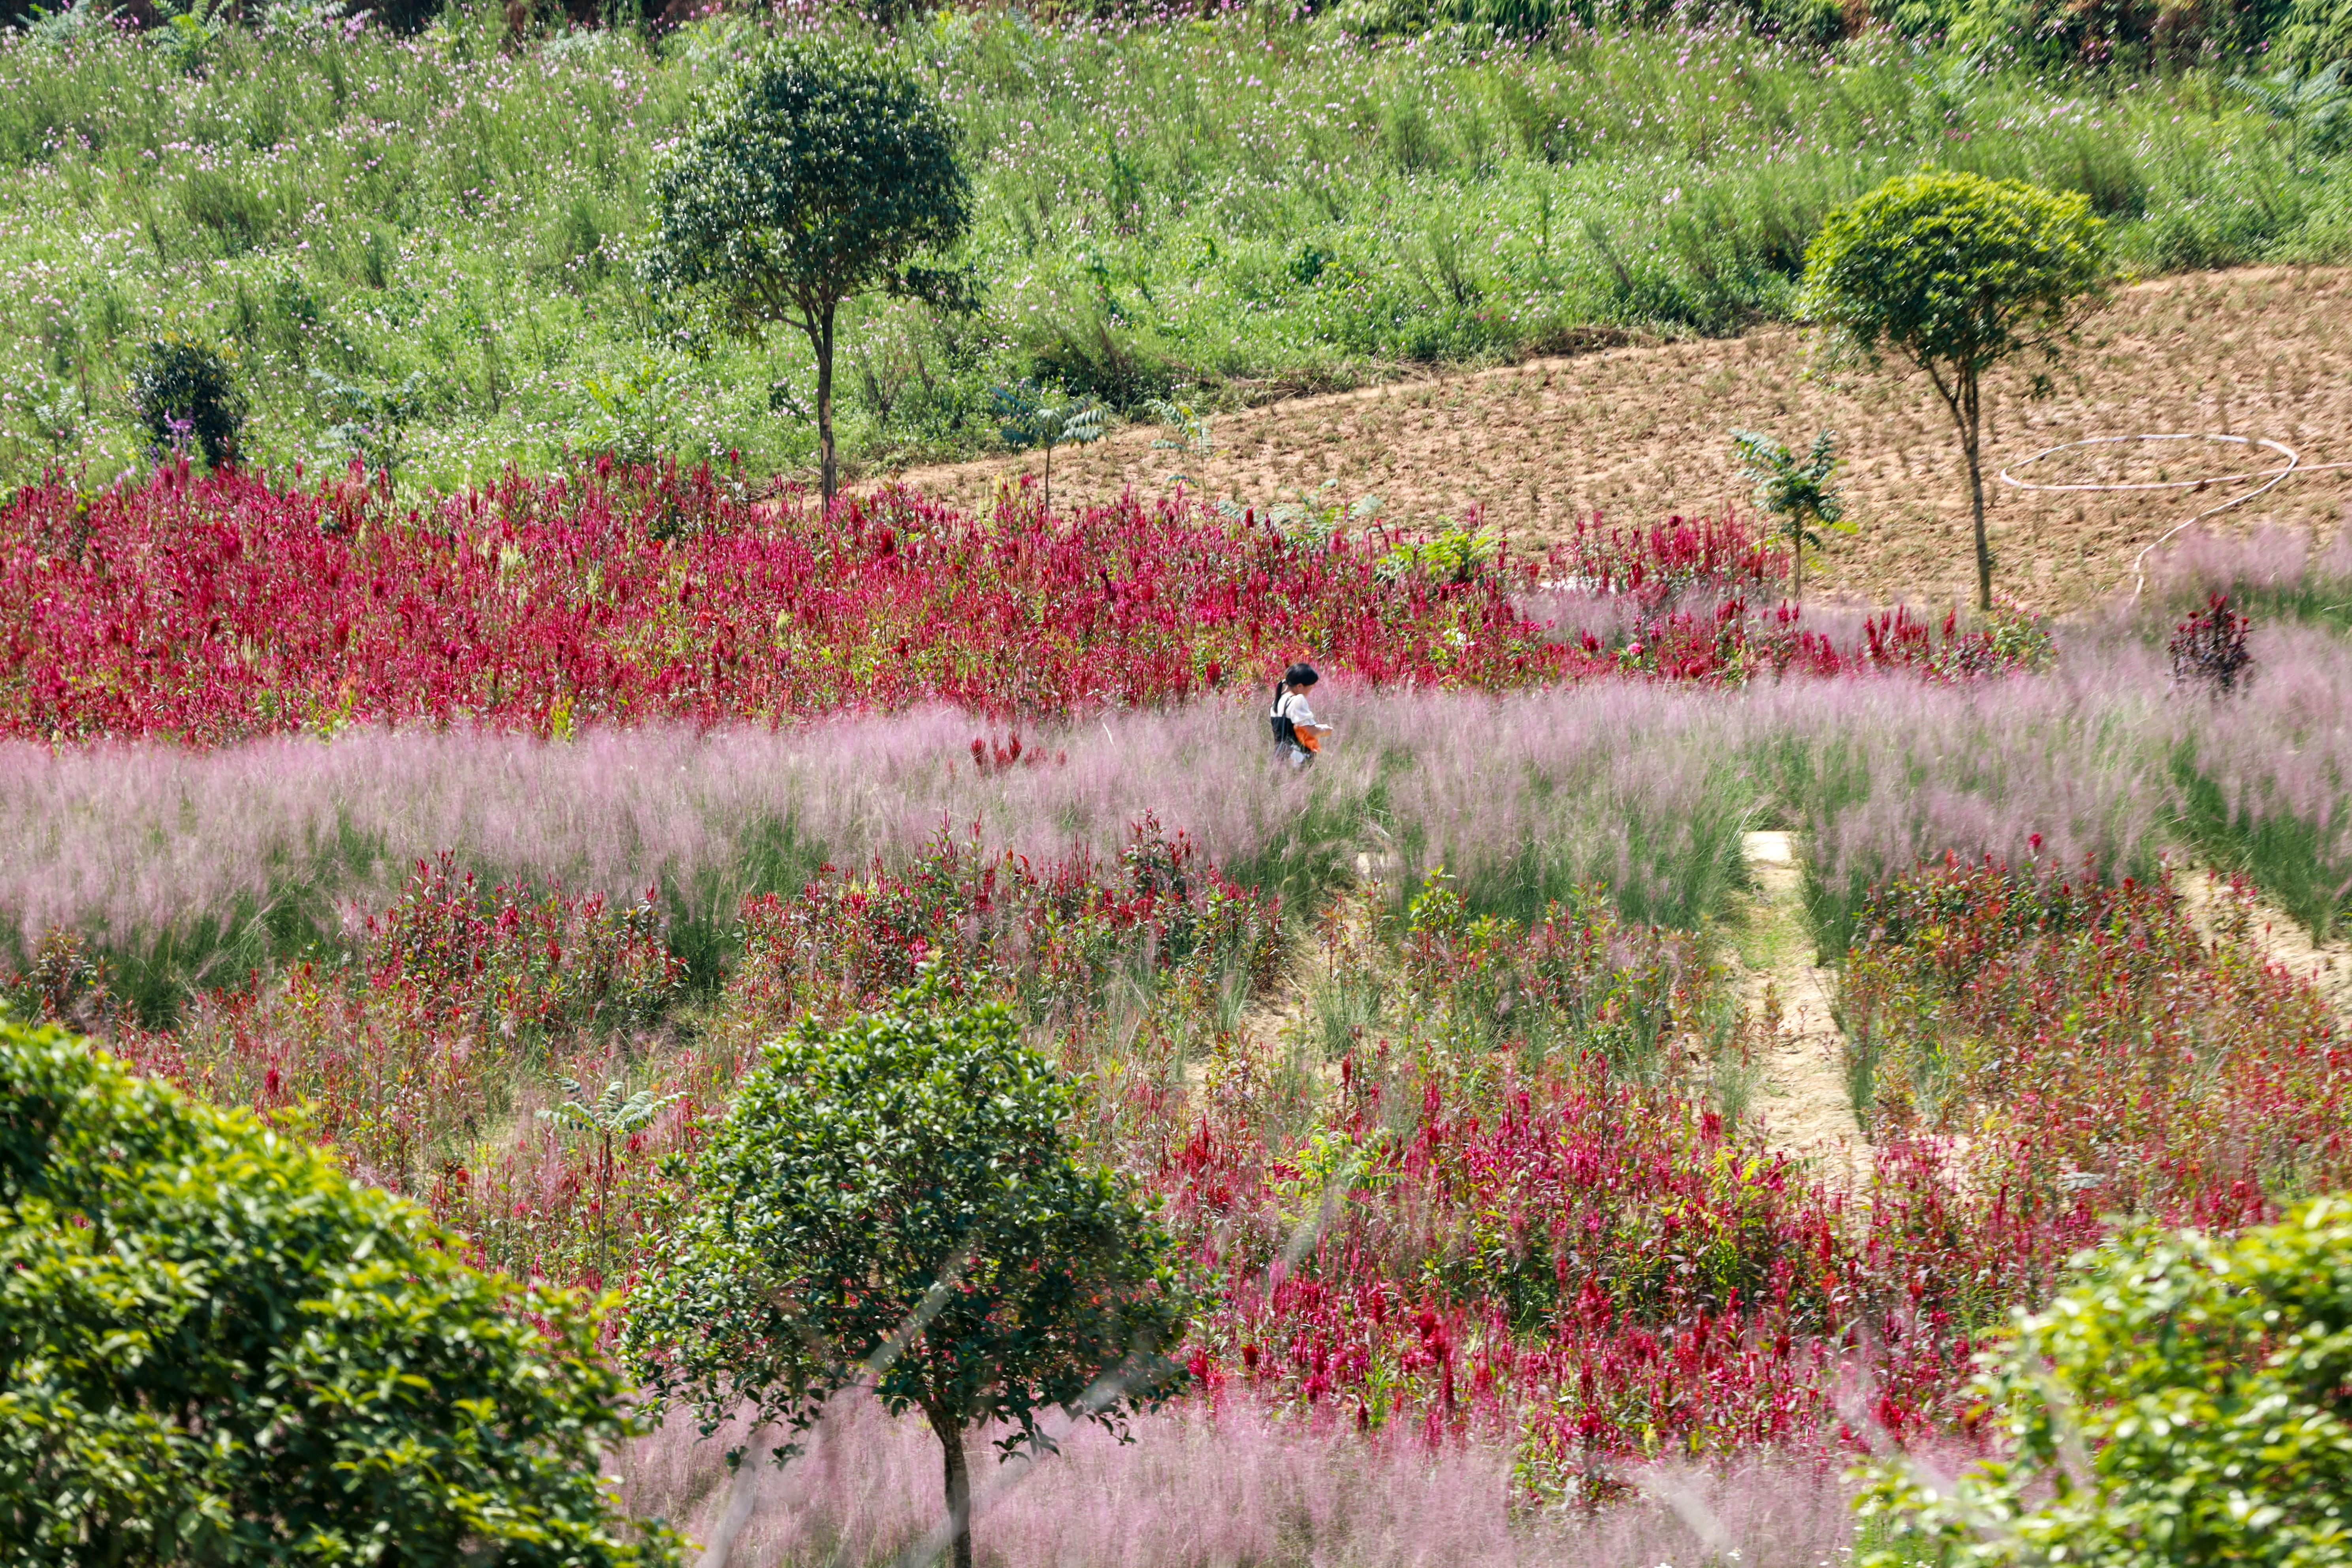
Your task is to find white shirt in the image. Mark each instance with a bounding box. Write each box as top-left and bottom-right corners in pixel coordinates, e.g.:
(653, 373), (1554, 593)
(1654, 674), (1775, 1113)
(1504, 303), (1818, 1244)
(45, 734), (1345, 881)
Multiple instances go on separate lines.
(1276, 690), (1318, 730)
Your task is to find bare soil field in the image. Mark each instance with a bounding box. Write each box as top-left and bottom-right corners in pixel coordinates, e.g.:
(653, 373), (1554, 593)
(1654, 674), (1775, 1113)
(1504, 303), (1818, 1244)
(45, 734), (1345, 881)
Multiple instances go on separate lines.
(892, 267), (2352, 610)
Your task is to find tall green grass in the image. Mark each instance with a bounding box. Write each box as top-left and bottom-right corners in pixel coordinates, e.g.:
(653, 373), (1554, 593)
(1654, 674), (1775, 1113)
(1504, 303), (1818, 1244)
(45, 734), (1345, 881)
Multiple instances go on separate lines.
(0, 8), (2342, 489)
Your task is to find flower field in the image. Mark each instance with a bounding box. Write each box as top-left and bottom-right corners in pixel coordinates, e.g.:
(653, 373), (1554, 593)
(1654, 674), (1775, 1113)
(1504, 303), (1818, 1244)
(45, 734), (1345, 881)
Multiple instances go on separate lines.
(28, 801), (2344, 1531)
(11, 0), (2352, 1552)
(0, 458), (2070, 744)
(8, 440), (2352, 1562)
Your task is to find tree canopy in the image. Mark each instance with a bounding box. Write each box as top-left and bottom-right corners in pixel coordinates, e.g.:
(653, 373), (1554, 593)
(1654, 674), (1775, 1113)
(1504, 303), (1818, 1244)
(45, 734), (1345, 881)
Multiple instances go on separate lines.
(622, 979), (1190, 1568)
(0, 1017), (674, 1568)
(1859, 1197), (2352, 1567)
(640, 34), (972, 510)
(1799, 170), (2109, 611)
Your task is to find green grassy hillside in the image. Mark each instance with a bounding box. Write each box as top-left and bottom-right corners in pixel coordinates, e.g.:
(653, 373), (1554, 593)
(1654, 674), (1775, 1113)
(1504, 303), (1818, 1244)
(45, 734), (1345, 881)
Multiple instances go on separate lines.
(2, 4), (2347, 490)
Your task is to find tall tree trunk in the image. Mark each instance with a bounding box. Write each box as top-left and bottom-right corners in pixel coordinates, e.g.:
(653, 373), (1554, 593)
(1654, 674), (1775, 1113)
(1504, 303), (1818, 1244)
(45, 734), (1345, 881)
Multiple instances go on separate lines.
(814, 302), (838, 515)
(926, 1403), (974, 1568)
(1960, 368), (1990, 613)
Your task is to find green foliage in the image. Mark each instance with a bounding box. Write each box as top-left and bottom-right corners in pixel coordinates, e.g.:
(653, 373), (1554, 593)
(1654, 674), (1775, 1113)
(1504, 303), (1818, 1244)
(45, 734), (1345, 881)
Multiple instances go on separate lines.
(0, 1017), (675, 1566)
(311, 367), (424, 474)
(2229, 59), (2350, 172)
(126, 331), (246, 468)
(2279, 0), (2352, 68)
(540, 1073), (685, 1271)
(1857, 1197), (2352, 1568)
(20, 0), (120, 47)
(1145, 392), (1214, 486)
(991, 377), (1105, 514)
(1800, 171), (2111, 610)
(1731, 426), (1845, 598)
(641, 32), (972, 506)
(622, 978), (1190, 1568)
(1376, 518), (1501, 584)
(149, 0), (232, 75)
(0, 18), (2342, 491)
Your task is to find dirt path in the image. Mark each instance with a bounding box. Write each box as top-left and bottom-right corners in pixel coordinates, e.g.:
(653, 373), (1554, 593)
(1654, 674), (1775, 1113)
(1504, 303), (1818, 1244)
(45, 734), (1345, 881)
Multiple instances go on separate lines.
(1732, 831), (1868, 1179)
(2176, 868), (2352, 1016)
(888, 267), (2352, 612)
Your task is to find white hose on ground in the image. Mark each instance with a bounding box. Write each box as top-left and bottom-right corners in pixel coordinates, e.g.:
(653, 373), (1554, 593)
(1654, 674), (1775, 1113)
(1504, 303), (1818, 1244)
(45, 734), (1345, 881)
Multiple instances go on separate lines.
(1994, 433), (2352, 598)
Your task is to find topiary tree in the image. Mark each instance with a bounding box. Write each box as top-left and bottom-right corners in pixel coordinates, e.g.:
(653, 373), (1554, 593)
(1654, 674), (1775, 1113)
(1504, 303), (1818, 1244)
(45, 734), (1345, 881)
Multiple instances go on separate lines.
(1798, 171), (2110, 613)
(0, 1017), (676, 1566)
(640, 35), (972, 514)
(1857, 1197), (2352, 1567)
(621, 979), (1191, 1568)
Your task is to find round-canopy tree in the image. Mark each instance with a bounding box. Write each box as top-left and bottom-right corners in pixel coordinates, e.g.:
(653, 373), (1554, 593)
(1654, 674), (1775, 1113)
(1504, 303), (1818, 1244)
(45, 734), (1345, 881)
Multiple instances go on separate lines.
(641, 34), (972, 511)
(622, 981), (1191, 1568)
(1798, 171), (2111, 612)
(0, 1019), (674, 1566)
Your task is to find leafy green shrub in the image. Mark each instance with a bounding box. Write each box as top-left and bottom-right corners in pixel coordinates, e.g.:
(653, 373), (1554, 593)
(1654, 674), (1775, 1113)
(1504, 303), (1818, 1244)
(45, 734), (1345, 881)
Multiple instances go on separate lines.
(1859, 1197), (2352, 1567)
(623, 978), (1191, 1568)
(126, 332), (246, 468)
(0, 1017), (675, 1565)
(1376, 518), (1501, 584)
(1800, 171), (2110, 612)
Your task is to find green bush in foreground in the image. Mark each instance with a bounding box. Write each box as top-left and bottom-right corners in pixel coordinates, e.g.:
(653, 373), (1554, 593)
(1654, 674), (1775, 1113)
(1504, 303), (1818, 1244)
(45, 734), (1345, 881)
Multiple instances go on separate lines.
(623, 979), (1191, 1568)
(0, 1017), (675, 1566)
(1858, 1197), (2352, 1567)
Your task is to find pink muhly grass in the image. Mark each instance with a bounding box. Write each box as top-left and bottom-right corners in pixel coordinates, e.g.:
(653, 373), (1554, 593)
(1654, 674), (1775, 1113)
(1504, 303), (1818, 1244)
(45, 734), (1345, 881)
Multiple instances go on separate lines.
(14, 632), (2352, 956)
(611, 1393), (1864, 1568)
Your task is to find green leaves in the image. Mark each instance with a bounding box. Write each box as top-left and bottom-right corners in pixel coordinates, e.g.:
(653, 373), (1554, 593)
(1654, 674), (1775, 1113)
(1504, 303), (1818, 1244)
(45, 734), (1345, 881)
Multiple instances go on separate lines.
(992, 378), (1106, 456)
(2226, 60), (2350, 173)
(1798, 170), (2109, 610)
(0, 1018), (675, 1566)
(1858, 1198), (2352, 1568)
(540, 1073), (685, 1139)
(621, 977), (1191, 1534)
(1798, 171), (2111, 388)
(639, 35), (972, 339)
(1731, 427), (1845, 596)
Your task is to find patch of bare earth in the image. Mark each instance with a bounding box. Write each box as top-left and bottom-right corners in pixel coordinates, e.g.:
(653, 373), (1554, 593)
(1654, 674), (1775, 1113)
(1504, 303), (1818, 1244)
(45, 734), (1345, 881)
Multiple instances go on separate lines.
(2175, 867), (2352, 1018)
(1732, 831), (1869, 1181)
(888, 267), (2352, 611)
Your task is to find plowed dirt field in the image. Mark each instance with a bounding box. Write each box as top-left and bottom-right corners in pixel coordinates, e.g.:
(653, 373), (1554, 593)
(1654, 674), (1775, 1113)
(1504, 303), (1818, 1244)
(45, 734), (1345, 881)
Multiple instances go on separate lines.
(891, 267), (2352, 610)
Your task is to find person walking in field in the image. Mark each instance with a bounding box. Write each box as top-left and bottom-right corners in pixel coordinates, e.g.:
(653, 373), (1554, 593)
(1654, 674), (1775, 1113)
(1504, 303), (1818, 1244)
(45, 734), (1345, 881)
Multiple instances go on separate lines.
(1270, 663), (1331, 768)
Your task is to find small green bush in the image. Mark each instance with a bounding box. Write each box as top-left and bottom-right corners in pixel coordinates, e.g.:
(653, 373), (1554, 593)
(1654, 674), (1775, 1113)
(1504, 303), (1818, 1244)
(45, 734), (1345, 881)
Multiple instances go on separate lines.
(0, 1017), (676, 1566)
(1858, 1198), (2352, 1567)
(125, 332), (246, 468)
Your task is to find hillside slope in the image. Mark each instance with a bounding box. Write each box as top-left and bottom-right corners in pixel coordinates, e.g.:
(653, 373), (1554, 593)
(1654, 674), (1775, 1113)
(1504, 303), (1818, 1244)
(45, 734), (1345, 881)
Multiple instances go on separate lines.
(894, 267), (2352, 610)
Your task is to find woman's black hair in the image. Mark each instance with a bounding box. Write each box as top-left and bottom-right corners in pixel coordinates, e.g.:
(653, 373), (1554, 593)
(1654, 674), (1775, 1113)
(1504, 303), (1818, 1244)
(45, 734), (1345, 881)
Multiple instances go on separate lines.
(1282, 662), (1319, 689)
